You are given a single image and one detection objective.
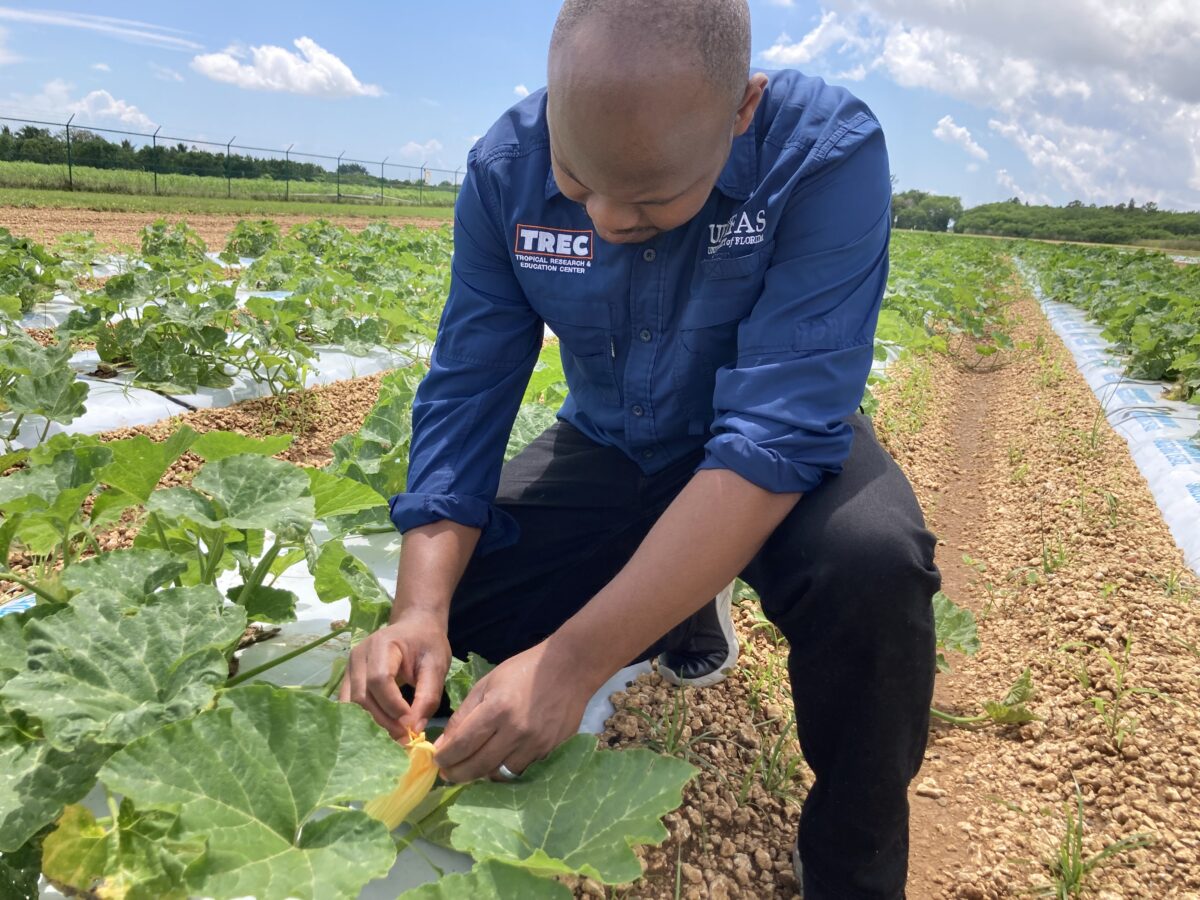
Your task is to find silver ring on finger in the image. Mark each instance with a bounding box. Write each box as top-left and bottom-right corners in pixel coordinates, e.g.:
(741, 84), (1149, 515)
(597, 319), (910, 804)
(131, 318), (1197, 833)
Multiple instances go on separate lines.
(496, 763), (520, 781)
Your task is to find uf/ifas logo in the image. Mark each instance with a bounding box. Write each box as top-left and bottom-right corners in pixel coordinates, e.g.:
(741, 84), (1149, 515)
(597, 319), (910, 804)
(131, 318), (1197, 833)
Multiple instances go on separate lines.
(514, 224), (593, 260)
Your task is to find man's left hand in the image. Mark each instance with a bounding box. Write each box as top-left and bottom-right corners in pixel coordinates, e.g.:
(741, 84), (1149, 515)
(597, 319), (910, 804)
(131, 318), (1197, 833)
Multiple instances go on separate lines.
(432, 638), (596, 783)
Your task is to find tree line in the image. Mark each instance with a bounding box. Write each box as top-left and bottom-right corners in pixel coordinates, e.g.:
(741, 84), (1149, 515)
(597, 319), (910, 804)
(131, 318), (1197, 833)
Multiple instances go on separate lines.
(0, 125), (427, 185)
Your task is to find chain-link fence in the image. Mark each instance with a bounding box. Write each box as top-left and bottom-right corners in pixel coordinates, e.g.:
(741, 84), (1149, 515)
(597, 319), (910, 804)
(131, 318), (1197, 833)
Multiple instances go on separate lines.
(0, 115), (463, 207)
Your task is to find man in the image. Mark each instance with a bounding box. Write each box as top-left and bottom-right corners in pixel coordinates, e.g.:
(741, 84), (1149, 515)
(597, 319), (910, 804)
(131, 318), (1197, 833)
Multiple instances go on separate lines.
(341, 1), (940, 896)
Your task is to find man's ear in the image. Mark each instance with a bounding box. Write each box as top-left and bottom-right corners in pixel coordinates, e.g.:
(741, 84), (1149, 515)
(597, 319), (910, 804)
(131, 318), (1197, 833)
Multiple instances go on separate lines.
(732, 73), (769, 138)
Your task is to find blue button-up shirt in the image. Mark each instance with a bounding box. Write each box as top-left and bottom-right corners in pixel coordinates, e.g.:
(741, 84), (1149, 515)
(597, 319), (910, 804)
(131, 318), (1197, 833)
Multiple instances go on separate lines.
(390, 70), (892, 554)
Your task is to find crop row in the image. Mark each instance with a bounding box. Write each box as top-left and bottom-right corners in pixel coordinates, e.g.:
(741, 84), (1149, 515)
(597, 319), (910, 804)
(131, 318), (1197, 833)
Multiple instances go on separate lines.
(1019, 242), (1200, 405)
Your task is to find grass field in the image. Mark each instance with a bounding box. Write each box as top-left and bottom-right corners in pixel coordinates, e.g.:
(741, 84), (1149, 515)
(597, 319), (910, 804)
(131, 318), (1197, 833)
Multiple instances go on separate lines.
(0, 186), (454, 220)
(0, 159), (458, 207)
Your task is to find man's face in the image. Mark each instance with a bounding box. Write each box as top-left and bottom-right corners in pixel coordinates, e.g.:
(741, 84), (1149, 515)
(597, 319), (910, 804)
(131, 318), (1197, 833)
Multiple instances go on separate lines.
(548, 49), (760, 245)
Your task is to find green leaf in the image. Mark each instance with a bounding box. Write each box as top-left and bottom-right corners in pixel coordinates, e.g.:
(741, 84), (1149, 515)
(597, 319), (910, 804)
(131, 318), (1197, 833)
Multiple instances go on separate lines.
(93, 428), (197, 523)
(314, 539), (391, 632)
(505, 404), (558, 462)
(192, 455), (315, 539)
(60, 549), (187, 603)
(0, 825), (47, 900)
(932, 591), (979, 673)
(448, 734), (696, 884)
(982, 669), (1038, 726)
(444, 653), (496, 711)
(6, 367), (88, 424)
(40, 801), (202, 900)
(191, 431), (293, 462)
(397, 861), (571, 900)
(0, 587), (245, 750)
(99, 684), (411, 900)
(306, 468), (387, 520)
(226, 583), (298, 624)
(0, 732), (111, 852)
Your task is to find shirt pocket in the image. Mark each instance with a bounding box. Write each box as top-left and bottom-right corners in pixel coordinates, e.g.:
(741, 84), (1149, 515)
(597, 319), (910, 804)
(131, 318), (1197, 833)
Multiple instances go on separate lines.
(679, 241), (773, 363)
(541, 300), (621, 405)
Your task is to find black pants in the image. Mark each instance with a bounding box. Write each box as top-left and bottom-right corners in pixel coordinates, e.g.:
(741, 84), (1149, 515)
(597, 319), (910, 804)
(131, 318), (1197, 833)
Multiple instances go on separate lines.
(447, 415), (939, 899)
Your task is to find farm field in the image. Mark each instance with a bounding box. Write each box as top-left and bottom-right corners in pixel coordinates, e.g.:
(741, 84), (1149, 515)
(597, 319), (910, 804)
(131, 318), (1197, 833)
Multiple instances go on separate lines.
(0, 216), (1197, 899)
(0, 159), (459, 207)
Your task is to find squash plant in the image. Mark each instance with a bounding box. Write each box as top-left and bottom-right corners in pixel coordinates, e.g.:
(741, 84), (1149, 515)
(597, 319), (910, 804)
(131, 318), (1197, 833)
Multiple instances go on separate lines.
(0, 430), (695, 898)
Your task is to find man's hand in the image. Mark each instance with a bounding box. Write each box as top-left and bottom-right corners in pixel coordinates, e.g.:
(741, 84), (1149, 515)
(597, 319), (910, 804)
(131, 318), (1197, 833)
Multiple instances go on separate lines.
(339, 607), (451, 739)
(433, 639), (594, 783)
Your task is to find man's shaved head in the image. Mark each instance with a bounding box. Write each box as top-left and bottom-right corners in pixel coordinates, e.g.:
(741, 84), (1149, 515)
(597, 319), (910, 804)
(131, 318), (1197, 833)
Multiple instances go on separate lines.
(550, 0), (751, 108)
(545, 0), (764, 244)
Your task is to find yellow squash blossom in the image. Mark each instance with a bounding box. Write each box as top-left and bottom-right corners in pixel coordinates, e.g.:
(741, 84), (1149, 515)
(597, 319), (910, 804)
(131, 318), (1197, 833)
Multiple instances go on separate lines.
(364, 730), (439, 830)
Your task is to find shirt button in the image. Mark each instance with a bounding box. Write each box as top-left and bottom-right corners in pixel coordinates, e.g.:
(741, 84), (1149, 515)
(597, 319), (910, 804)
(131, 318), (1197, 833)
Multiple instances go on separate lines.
(638, 328), (652, 342)
(642, 248), (657, 263)
(641, 448), (655, 459)
(632, 405), (645, 417)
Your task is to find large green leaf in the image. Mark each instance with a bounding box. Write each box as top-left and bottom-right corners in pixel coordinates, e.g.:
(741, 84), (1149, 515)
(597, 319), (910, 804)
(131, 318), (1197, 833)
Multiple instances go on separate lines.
(397, 861), (571, 899)
(60, 549), (186, 603)
(0, 727), (111, 852)
(314, 539), (392, 632)
(191, 431), (293, 462)
(40, 801), (202, 900)
(6, 367), (88, 424)
(306, 468), (387, 520)
(226, 583), (297, 624)
(0, 587), (244, 750)
(99, 684), (411, 900)
(92, 428), (197, 523)
(448, 734), (696, 884)
(192, 455), (315, 539)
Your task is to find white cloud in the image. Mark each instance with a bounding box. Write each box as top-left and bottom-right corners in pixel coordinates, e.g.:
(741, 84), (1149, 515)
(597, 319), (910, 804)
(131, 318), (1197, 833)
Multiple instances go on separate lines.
(762, 12), (872, 66)
(932, 115), (988, 161)
(91, 62), (110, 72)
(513, 83), (530, 98)
(763, 1), (1200, 208)
(5, 78), (155, 130)
(149, 62), (183, 83)
(995, 168), (1051, 205)
(966, 162), (980, 173)
(0, 25), (17, 64)
(0, 8), (200, 51)
(396, 138), (444, 167)
(191, 37), (382, 98)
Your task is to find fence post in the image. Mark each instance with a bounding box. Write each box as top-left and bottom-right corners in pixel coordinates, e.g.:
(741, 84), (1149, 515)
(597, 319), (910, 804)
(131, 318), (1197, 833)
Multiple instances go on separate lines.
(336, 151), (344, 204)
(64, 113), (75, 190)
(419, 162), (425, 207)
(380, 157), (387, 206)
(151, 125), (161, 195)
(226, 136), (235, 199)
(454, 167), (461, 201)
(284, 143), (294, 201)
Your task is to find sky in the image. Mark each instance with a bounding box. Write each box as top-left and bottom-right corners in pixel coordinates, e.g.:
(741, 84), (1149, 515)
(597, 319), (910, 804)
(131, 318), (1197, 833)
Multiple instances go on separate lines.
(0, 1), (1197, 210)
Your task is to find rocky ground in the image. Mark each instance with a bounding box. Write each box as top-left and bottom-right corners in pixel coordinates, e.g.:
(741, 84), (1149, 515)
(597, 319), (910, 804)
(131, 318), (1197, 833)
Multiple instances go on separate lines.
(0, 206), (445, 249)
(585, 284), (1200, 898)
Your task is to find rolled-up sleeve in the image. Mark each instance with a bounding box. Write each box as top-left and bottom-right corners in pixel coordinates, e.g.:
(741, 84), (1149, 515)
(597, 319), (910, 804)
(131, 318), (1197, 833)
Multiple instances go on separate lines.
(388, 150), (542, 553)
(697, 116), (891, 493)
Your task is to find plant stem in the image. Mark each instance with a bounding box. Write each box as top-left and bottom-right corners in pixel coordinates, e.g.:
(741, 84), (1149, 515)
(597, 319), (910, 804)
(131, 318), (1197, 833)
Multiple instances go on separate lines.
(929, 706), (989, 727)
(0, 569), (64, 604)
(225, 625), (350, 688)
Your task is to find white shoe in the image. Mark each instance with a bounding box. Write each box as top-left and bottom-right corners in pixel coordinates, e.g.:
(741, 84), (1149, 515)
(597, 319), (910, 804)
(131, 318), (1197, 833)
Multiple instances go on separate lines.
(657, 583), (739, 688)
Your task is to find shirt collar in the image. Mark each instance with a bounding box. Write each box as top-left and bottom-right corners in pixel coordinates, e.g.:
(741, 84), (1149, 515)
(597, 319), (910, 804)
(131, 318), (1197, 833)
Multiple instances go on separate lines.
(544, 119), (757, 202)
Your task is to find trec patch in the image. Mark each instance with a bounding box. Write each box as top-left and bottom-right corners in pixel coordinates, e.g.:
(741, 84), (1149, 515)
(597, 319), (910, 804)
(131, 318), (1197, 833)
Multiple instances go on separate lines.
(513, 223), (593, 275)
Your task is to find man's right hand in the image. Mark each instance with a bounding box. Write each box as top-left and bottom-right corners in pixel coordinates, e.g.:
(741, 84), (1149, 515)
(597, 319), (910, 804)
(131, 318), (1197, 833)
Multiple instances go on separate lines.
(339, 607), (451, 739)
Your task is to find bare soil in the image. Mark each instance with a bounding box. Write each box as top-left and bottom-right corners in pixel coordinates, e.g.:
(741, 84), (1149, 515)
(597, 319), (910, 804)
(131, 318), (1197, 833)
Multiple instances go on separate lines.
(0, 207), (445, 249)
(587, 285), (1200, 898)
